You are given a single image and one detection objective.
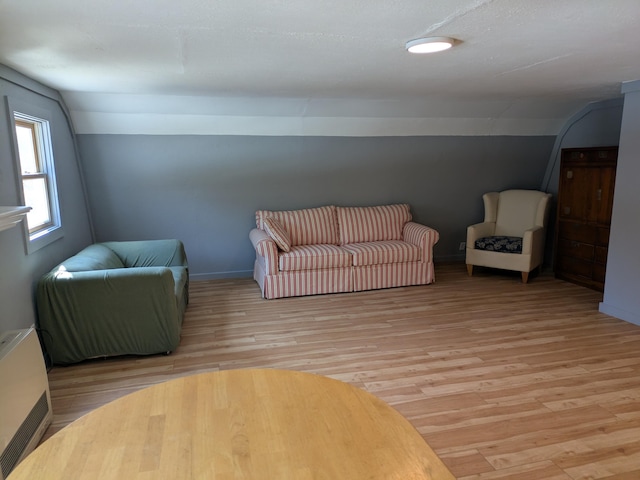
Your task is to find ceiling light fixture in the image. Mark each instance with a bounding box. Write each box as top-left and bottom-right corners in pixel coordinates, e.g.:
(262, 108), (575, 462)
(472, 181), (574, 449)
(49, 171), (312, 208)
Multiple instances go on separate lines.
(405, 36), (456, 54)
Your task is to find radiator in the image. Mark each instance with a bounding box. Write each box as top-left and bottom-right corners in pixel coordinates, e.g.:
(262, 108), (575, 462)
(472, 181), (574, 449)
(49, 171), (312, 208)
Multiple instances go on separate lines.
(0, 328), (52, 479)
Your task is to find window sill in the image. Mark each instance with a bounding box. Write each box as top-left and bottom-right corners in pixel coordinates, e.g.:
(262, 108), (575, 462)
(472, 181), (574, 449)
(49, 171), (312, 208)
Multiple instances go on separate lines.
(26, 224), (64, 254)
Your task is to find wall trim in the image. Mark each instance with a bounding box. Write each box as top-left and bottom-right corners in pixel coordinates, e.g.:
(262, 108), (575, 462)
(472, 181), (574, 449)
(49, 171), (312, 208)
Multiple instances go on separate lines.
(621, 79), (640, 94)
(70, 111), (564, 137)
(599, 302), (640, 326)
(190, 270), (254, 281)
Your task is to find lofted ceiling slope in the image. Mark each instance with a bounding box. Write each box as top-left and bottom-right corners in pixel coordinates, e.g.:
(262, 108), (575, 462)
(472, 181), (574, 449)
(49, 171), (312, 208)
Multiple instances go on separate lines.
(1, 0), (639, 135)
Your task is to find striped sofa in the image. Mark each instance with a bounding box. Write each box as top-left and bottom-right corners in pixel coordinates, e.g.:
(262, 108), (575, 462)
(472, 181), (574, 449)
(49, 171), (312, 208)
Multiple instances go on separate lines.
(249, 204), (439, 299)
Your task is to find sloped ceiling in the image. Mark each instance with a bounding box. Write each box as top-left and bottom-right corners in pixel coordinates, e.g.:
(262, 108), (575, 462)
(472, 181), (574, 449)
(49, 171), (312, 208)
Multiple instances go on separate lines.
(1, 0), (639, 135)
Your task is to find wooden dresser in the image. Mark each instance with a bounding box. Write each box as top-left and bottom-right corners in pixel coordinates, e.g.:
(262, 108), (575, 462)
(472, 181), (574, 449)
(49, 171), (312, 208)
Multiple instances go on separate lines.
(554, 146), (618, 291)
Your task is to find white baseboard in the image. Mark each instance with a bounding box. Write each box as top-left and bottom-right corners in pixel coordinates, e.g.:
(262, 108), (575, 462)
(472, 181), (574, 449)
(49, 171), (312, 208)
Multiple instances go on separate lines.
(599, 302), (640, 326)
(190, 270), (253, 281)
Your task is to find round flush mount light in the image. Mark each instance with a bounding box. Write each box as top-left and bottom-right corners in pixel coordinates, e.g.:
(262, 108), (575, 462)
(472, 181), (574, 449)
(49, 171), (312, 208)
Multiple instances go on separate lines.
(406, 36), (456, 54)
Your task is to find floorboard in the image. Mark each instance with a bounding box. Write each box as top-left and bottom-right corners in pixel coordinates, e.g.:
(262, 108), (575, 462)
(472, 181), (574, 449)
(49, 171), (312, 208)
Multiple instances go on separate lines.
(42, 263), (640, 479)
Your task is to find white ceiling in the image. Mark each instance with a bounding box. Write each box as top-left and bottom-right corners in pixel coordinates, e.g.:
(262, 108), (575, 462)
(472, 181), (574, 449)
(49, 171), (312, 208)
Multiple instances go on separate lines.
(2, 0), (640, 134)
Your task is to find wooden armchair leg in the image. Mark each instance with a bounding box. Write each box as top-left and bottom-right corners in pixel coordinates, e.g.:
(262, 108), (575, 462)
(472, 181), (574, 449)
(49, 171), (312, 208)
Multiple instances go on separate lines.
(521, 271), (529, 283)
(466, 264), (473, 276)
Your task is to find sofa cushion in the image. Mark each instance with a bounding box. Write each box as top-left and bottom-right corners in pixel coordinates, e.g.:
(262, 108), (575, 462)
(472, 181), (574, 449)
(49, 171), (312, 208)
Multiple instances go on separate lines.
(263, 217), (291, 252)
(475, 236), (523, 254)
(337, 204), (412, 245)
(279, 244), (352, 272)
(256, 206), (338, 246)
(102, 239), (188, 268)
(57, 244), (125, 272)
(343, 241), (421, 266)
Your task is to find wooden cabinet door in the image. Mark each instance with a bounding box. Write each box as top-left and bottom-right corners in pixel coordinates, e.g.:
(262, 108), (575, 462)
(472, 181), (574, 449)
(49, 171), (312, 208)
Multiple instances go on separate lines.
(558, 165), (600, 222)
(555, 147), (617, 291)
(594, 165), (617, 225)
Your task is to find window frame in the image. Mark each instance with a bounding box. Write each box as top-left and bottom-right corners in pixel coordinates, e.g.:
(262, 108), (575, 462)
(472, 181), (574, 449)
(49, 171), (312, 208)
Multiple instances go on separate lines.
(6, 96), (64, 253)
(14, 118), (55, 233)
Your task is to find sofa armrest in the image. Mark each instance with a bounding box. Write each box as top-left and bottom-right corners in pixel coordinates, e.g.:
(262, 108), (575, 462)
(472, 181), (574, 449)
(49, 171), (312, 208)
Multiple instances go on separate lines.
(467, 222), (496, 246)
(250, 228), (279, 275)
(402, 222), (440, 263)
(522, 226), (544, 255)
(37, 267), (181, 365)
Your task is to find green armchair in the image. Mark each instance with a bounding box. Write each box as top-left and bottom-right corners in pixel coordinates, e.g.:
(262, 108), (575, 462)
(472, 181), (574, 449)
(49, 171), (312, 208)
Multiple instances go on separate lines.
(36, 239), (189, 365)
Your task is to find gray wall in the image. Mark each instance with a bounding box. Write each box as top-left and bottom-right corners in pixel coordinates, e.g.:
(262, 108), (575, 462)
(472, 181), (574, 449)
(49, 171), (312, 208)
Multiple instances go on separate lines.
(0, 66), (93, 332)
(600, 82), (640, 324)
(76, 134), (554, 279)
(2, 62), (632, 337)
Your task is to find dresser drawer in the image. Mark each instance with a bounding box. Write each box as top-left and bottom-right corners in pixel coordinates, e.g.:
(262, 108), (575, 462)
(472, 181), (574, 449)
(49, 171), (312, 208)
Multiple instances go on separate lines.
(597, 227), (611, 246)
(558, 222), (597, 243)
(594, 246), (608, 264)
(567, 147), (618, 162)
(558, 238), (595, 261)
(557, 256), (593, 278)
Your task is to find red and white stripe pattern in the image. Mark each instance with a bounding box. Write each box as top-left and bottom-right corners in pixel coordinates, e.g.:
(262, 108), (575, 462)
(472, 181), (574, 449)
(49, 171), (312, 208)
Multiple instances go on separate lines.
(251, 205), (440, 299)
(253, 258), (266, 291)
(250, 229), (279, 275)
(402, 222), (440, 264)
(256, 206), (339, 246)
(343, 241), (420, 266)
(263, 217), (292, 252)
(352, 262), (435, 292)
(279, 244), (352, 272)
(337, 204), (412, 245)
(263, 268), (353, 299)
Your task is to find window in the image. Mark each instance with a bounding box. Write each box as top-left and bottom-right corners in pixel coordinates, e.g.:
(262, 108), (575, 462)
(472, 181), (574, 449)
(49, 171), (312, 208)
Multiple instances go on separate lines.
(15, 117), (54, 233)
(7, 98), (63, 253)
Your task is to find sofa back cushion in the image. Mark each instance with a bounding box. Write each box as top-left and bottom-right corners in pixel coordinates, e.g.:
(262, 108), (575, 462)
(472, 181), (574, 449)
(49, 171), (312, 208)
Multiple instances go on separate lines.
(102, 239), (188, 268)
(337, 204), (412, 245)
(255, 206), (338, 246)
(492, 190), (551, 237)
(56, 244), (125, 272)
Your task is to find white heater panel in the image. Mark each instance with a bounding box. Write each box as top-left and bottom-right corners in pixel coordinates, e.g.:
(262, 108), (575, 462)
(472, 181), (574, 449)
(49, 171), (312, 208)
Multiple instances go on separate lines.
(0, 327), (52, 479)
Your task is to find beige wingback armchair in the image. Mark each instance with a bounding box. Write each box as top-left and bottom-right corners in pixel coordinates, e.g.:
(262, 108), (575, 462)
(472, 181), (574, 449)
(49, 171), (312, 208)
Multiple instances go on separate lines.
(466, 189), (552, 283)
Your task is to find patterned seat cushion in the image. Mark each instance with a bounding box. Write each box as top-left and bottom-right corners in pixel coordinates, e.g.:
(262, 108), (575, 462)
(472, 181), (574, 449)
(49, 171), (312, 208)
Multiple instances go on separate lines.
(343, 241), (421, 266)
(279, 244), (352, 272)
(475, 236), (522, 254)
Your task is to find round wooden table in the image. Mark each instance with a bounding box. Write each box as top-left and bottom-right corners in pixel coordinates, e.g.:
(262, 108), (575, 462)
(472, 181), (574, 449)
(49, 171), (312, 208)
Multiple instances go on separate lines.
(9, 369), (454, 479)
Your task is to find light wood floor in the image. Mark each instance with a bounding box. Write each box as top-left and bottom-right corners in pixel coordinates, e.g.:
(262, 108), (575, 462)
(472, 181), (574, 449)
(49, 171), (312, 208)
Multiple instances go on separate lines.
(43, 263), (640, 479)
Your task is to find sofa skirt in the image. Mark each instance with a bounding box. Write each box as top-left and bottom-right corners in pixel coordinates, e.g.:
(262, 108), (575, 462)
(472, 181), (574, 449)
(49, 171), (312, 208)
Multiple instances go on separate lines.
(352, 261), (434, 292)
(254, 259), (435, 299)
(255, 260), (352, 299)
